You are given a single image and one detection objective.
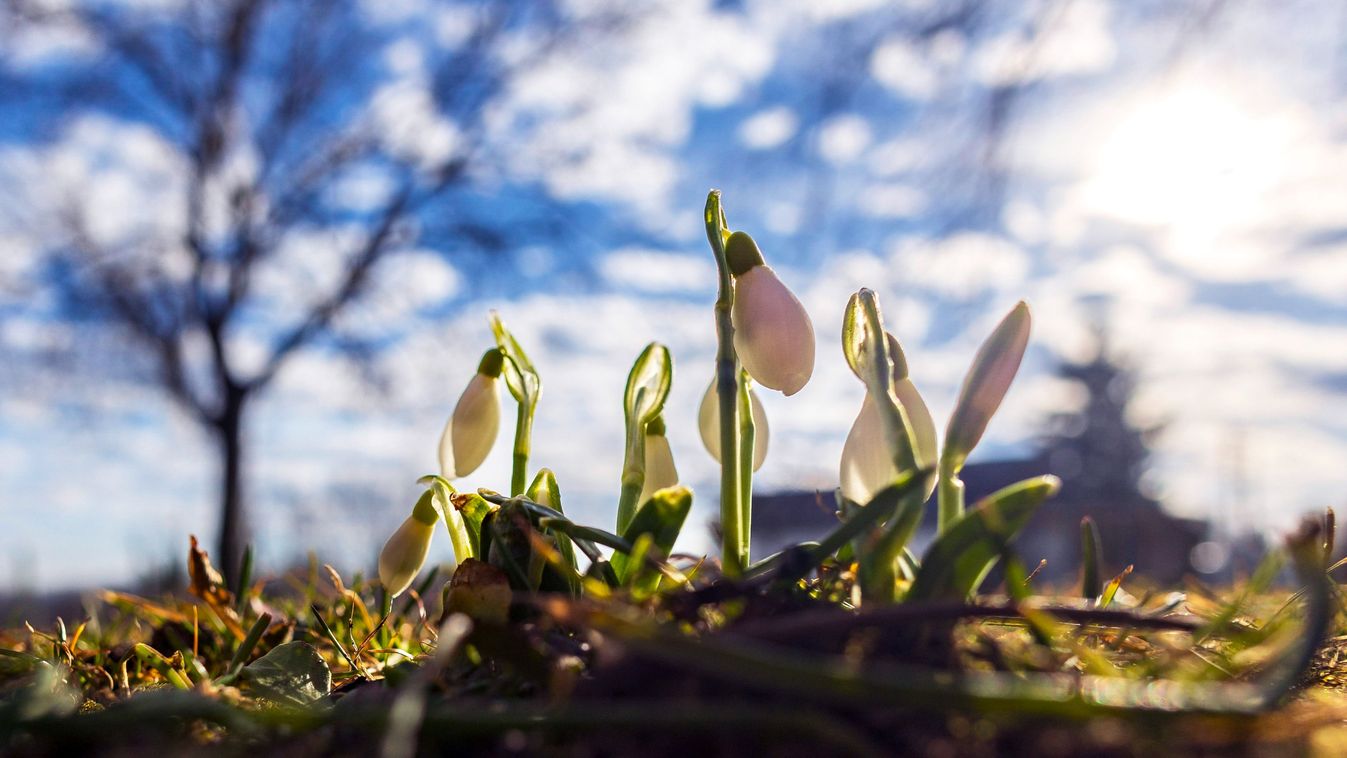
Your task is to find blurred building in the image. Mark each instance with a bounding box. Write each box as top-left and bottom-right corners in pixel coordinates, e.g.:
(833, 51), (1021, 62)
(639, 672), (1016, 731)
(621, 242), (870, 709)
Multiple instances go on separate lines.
(752, 454), (1209, 587)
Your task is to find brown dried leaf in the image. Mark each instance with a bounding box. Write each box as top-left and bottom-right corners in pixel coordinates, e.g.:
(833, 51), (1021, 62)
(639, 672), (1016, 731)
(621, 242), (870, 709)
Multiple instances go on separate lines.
(187, 535), (245, 640)
(443, 558), (511, 626)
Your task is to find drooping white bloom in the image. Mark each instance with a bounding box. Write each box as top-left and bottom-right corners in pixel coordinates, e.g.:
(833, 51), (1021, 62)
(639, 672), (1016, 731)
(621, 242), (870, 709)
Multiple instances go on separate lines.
(638, 424), (680, 507)
(438, 350), (502, 479)
(726, 232), (815, 396)
(378, 493), (439, 597)
(839, 378), (937, 506)
(697, 379), (769, 472)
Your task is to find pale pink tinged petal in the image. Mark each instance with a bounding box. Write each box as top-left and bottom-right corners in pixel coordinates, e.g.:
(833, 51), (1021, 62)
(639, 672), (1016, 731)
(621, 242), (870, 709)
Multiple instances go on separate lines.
(944, 302), (1031, 467)
(731, 266), (816, 395)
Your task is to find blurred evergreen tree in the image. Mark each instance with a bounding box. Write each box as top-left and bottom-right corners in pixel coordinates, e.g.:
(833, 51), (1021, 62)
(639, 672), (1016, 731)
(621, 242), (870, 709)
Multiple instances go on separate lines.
(1040, 325), (1163, 509)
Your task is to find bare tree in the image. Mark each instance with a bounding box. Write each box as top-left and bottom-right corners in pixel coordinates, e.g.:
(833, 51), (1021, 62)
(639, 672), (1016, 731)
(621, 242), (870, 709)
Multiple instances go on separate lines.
(0, 0), (611, 581)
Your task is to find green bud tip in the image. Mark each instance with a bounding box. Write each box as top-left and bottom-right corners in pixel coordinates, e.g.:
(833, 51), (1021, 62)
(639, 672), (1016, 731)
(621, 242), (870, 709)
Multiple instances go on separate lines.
(645, 415), (667, 437)
(411, 489), (440, 525)
(477, 348), (504, 378)
(725, 231), (766, 277)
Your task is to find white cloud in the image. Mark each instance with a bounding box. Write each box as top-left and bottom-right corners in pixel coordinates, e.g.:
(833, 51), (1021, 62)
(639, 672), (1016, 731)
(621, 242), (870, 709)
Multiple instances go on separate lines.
(359, 0), (428, 24)
(488, 0), (775, 217)
(369, 82), (462, 169)
(816, 114), (872, 164)
(434, 6), (476, 48)
(870, 36), (939, 100)
(368, 249), (462, 310)
(1284, 245), (1347, 304)
(857, 183), (926, 219)
(738, 107), (799, 150)
(974, 0), (1116, 86)
(888, 233), (1030, 300)
(867, 137), (928, 177)
(1, 17), (99, 68)
(600, 248), (716, 294)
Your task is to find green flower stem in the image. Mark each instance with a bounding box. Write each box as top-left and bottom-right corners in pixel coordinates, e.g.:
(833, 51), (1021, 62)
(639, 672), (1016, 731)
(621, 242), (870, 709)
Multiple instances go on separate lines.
(706, 190), (746, 576)
(737, 370), (755, 567)
(616, 386), (650, 534)
(420, 476), (473, 562)
(444, 509), (472, 563)
(615, 480), (642, 535)
(937, 460), (965, 534)
(510, 404), (531, 496)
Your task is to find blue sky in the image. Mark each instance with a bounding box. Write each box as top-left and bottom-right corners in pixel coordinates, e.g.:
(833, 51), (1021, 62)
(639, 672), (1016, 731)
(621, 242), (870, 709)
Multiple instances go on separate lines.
(2, 0), (1346, 589)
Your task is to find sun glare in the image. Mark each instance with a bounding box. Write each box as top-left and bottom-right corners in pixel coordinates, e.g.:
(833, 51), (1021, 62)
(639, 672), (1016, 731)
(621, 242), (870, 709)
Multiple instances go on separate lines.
(1080, 82), (1293, 276)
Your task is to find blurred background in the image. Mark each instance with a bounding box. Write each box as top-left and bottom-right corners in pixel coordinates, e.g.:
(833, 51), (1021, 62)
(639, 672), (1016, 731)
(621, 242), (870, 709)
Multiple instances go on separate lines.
(1, 0), (1344, 594)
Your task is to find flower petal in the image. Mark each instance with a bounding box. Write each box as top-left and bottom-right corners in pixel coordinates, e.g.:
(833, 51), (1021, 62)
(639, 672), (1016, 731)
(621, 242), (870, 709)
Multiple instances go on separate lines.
(637, 432), (679, 507)
(438, 373), (500, 479)
(944, 301), (1031, 470)
(731, 266), (815, 396)
(838, 380), (937, 506)
(697, 379), (769, 471)
(378, 515), (435, 597)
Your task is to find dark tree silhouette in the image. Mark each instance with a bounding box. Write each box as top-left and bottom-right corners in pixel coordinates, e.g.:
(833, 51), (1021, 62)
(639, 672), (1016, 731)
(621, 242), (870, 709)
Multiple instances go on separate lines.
(0, 0), (617, 581)
(1040, 325), (1162, 509)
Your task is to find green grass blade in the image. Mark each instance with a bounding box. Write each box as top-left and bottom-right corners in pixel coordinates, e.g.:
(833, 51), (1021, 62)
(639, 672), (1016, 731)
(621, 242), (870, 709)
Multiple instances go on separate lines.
(226, 612), (273, 675)
(1080, 516), (1102, 600)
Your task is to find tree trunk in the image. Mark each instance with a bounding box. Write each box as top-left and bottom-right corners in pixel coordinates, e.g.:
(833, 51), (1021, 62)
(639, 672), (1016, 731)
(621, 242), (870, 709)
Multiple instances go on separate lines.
(215, 388), (248, 588)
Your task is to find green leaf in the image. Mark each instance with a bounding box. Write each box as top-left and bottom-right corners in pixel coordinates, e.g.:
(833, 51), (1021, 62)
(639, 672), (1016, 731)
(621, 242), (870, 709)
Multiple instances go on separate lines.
(747, 468), (932, 584)
(612, 486), (693, 586)
(440, 489), (493, 561)
(0, 648), (43, 676)
(527, 469), (579, 593)
(906, 475), (1060, 602)
(486, 502), (537, 591)
(535, 517), (635, 557)
(857, 483), (929, 603)
(1098, 565), (1132, 610)
(241, 641), (331, 706)
(1080, 516), (1103, 600)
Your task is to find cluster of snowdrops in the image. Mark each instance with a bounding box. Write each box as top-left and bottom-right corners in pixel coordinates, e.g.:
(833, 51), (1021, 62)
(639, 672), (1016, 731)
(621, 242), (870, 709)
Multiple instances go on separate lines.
(374, 191), (1048, 608)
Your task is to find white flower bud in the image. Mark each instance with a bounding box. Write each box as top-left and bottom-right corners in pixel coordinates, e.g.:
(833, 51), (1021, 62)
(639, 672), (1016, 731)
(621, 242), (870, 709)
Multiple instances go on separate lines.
(726, 233), (815, 396)
(697, 379), (769, 471)
(378, 493), (439, 597)
(944, 301), (1031, 471)
(839, 378), (937, 506)
(637, 422), (679, 507)
(438, 351), (502, 479)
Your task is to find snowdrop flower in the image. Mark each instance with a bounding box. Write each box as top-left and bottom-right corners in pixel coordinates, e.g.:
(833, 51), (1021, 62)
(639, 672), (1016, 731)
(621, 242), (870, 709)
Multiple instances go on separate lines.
(638, 417), (680, 506)
(438, 349), (503, 479)
(727, 232), (815, 396)
(839, 378), (938, 506)
(943, 301), (1031, 470)
(697, 379), (769, 472)
(379, 491), (440, 597)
